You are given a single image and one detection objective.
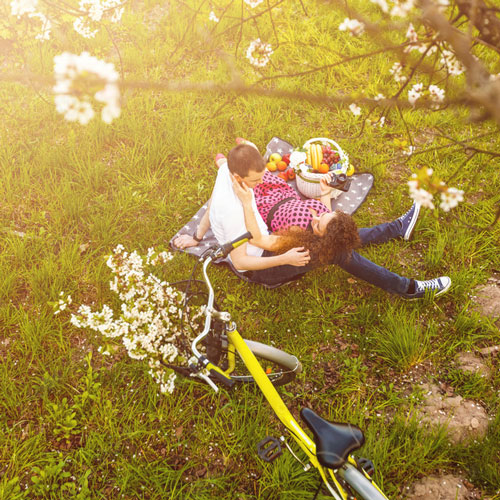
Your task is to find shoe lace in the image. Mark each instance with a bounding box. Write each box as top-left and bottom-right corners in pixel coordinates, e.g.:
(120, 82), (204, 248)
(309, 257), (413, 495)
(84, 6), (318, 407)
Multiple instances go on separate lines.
(415, 278), (441, 292)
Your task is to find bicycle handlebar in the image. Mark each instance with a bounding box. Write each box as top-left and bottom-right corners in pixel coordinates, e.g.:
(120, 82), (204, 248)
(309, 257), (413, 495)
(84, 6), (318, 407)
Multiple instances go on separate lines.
(210, 231), (253, 259)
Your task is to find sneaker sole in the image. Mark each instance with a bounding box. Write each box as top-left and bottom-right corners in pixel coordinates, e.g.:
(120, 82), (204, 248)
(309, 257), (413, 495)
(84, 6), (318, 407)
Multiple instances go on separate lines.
(403, 203), (420, 241)
(434, 278), (452, 297)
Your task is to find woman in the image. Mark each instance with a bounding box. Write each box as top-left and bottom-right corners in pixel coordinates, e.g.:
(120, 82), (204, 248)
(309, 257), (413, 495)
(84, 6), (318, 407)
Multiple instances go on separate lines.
(232, 168), (361, 266)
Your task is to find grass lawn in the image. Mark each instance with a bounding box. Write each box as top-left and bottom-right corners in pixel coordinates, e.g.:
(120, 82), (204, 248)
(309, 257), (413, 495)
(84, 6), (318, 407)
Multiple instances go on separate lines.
(1, 0), (500, 498)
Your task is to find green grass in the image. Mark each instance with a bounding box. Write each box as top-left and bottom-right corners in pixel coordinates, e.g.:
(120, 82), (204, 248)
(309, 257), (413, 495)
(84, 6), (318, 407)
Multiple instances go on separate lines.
(1, 0), (500, 498)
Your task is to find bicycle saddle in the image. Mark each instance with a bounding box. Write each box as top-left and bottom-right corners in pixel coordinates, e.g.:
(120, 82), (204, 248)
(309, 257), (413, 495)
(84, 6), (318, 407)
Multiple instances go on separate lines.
(300, 407), (365, 469)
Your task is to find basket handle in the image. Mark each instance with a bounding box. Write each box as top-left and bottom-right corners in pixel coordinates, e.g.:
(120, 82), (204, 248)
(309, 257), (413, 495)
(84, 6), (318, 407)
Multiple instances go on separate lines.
(302, 138), (349, 167)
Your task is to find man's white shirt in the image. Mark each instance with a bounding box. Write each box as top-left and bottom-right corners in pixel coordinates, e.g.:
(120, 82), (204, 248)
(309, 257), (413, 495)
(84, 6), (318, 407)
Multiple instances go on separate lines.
(209, 162), (268, 270)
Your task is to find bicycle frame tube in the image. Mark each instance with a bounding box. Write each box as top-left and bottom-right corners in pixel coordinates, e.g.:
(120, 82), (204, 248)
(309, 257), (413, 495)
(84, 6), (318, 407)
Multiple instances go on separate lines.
(228, 329), (349, 500)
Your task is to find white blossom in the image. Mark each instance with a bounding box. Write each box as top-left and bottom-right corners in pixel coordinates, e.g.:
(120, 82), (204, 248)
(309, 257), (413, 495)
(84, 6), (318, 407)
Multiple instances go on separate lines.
(440, 49), (465, 76)
(53, 52), (121, 125)
(389, 62), (407, 83)
(349, 103), (361, 116)
(429, 84), (445, 107)
(208, 11), (219, 22)
(440, 187), (464, 211)
(246, 38), (273, 68)
(410, 187), (435, 209)
(339, 18), (365, 37)
(374, 93), (385, 101)
(391, 0), (416, 18)
(10, 0), (37, 17)
(408, 82), (423, 105)
(244, 0), (264, 7)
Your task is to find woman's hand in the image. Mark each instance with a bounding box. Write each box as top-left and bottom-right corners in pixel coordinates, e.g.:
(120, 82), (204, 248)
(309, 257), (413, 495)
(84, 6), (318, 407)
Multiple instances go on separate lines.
(283, 247), (310, 267)
(231, 173), (253, 206)
(319, 172), (334, 197)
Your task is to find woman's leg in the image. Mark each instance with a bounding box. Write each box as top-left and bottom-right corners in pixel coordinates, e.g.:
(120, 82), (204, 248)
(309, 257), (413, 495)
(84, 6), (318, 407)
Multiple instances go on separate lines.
(335, 251), (411, 295)
(358, 202), (419, 246)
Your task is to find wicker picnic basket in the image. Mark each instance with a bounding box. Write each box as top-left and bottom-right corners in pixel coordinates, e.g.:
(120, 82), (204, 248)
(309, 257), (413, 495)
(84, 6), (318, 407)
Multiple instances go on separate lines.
(295, 137), (350, 199)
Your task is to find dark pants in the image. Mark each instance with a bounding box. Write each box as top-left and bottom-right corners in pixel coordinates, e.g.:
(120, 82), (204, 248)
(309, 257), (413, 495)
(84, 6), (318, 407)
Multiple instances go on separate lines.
(248, 218), (410, 294)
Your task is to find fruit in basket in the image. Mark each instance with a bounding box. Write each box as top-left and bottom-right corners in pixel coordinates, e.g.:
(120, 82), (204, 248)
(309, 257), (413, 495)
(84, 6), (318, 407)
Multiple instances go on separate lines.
(269, 153), (282, 163)
(266, 161), (277, 171)
(306, 144), (323, 170)
(276, 160), (288, 171)
(318, 163), (329, 174)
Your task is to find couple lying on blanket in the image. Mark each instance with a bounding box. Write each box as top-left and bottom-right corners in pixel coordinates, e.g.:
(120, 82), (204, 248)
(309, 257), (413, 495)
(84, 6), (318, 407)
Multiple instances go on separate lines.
(173, 139), (451, 299)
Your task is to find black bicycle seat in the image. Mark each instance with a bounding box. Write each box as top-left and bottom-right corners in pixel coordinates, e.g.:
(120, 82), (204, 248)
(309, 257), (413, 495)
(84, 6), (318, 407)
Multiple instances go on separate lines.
(300, 407), (365, 469)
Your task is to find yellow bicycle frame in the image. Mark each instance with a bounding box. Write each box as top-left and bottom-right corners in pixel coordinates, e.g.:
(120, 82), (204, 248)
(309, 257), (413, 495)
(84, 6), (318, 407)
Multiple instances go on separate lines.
(226, 327), (350, 500)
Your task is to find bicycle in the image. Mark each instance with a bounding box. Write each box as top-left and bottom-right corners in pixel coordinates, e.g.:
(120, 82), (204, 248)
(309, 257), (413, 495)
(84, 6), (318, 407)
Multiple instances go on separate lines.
(171, 232), (390, 500)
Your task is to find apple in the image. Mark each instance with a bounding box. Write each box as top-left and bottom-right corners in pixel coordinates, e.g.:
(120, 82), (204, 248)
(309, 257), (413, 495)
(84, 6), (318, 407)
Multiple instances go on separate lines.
(266, 161), (277, 172)
(286, 168), (296, 180)
(269, 153), (282, 163)
(278, 172), (288, 181)
(276, 160), (288, 171)
(282, 153), (291, 165)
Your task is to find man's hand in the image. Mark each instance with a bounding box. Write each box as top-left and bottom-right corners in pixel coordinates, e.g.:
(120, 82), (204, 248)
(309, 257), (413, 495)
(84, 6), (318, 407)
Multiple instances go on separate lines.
(319, 172), (334, 197)
(231, 174), (253, 206)
(173, 234), (199, 249)
(283, 247), (310, 267)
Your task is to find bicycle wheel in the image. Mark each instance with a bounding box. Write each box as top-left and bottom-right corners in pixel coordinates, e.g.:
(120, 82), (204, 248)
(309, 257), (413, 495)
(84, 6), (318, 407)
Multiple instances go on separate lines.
(207, 336), (302, 387)
(338, 463), (389, 500)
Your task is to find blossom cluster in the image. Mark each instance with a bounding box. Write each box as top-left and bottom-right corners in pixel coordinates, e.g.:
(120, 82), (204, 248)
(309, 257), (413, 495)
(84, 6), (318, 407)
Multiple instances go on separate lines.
(339, 18), (365, 37)
(408, 83), (445, 108)
(246, 38), (273, 68)
(73, 0), (125, 39)
(53, 52), (121, 125)
(67, 245), (204, 394)
(10, 0), (52, 41)
(244, 0), (264, 7)
(408, 168), (464, 211)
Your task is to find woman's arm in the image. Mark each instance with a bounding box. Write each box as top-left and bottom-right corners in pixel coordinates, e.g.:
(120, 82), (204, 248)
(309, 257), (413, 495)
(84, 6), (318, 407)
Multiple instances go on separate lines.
(231, 175), (280, 251)
(319, 172), (334, 211)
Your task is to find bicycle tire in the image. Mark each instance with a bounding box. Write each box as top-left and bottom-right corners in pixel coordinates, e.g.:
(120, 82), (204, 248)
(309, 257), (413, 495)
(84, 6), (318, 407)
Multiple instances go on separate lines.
(207, 338), (302, 387)
(338, 463), (389, 500)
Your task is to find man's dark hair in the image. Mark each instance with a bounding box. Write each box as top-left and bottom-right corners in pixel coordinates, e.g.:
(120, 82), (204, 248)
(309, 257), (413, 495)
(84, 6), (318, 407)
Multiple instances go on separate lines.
(227, 144), (265, 177)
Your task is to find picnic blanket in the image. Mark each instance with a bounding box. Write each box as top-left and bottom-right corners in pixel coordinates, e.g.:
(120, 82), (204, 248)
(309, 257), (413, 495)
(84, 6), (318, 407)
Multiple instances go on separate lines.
(169, 137), (374, 287)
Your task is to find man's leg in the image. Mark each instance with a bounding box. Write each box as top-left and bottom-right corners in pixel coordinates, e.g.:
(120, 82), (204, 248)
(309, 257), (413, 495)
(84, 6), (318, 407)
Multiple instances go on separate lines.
(335, 251), (411, 295)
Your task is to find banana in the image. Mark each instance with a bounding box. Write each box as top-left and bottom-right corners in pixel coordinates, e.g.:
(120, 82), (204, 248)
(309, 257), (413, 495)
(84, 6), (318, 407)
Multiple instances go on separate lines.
(307, 144), (324, 170)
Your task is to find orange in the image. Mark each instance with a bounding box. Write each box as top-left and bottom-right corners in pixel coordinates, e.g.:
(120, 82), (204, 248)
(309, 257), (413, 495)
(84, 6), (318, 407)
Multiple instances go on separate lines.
(276, 161), (288, 171)
(318, 163), (329, 174)
(266, 161), (277, 172)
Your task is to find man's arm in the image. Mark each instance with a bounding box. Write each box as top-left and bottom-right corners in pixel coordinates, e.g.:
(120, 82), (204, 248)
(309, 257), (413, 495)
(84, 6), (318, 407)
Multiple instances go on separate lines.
(230, 243), (310, 271)
(173, 198), (211, 249)
(231, 175), (279, 251)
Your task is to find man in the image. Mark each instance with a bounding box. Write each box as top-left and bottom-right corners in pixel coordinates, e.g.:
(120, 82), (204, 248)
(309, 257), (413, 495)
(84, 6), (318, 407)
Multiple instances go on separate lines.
(173, 143), (451, 298)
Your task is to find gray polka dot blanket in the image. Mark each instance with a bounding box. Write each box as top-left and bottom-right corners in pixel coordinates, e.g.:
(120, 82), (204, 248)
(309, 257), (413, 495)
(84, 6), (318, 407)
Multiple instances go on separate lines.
(169, 137), (374, 287)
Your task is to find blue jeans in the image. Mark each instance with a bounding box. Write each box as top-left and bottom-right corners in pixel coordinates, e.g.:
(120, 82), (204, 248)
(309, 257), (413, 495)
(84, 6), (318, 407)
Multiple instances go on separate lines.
(248, 219), (410, 294)
(334, 219), (410, 295)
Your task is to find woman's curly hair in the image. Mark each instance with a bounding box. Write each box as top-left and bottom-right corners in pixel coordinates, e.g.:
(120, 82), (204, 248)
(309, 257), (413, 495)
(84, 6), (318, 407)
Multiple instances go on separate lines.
(272, 210), (361, 266)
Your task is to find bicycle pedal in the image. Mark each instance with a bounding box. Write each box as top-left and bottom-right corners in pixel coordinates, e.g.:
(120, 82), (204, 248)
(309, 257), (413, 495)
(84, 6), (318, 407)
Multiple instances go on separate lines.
(256, 436), (282, 463)
(356, 457), (375, 476)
